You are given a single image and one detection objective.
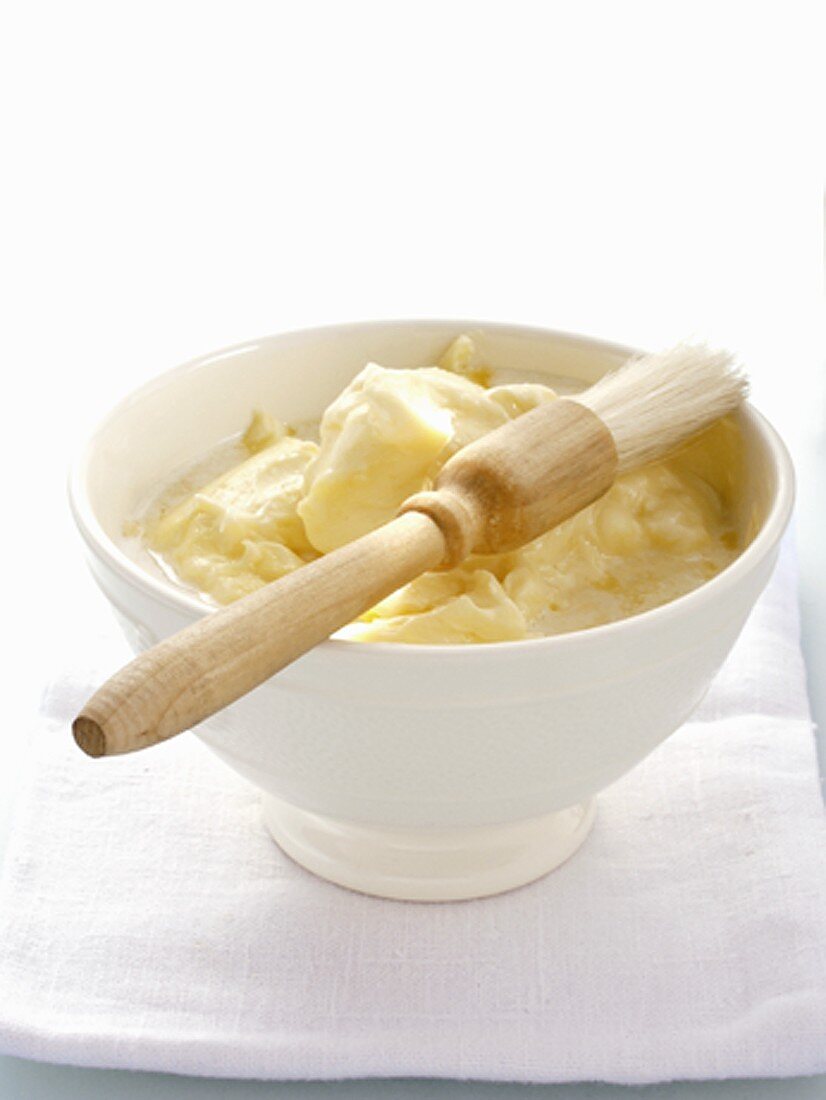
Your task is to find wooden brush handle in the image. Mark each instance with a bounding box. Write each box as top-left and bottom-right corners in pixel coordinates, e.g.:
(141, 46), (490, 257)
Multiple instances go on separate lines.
(74, 398), (617, 757)
(73, 512), (446, 757)
(406, 398), (618, 556)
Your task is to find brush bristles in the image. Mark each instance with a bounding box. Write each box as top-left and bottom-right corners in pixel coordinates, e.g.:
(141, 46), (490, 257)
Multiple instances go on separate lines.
(575, 344), (749, 471)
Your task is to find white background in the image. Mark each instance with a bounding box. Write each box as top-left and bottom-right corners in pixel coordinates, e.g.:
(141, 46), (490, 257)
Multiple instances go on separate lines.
(1, 1), (824, 1097)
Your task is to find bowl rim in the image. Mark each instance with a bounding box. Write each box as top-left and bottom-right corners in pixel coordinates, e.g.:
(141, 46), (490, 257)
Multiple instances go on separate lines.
(68, 317), (796, 660)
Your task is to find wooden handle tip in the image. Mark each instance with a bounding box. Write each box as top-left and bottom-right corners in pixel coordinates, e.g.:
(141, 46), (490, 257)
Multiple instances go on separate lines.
(73, 715), (108, 758)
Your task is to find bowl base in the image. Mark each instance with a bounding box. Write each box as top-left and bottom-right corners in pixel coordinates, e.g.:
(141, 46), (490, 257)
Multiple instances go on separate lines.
(261, 795), (597, 901)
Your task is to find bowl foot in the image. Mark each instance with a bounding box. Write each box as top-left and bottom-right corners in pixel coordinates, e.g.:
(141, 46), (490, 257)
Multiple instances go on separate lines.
(261, 795), (597, 901)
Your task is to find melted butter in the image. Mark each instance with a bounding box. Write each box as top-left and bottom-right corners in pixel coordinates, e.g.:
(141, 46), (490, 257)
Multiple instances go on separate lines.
(141, 336), (742, 642)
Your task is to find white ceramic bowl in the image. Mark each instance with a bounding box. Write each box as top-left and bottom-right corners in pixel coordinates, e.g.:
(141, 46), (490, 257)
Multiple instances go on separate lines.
(70, 321), (794, 900)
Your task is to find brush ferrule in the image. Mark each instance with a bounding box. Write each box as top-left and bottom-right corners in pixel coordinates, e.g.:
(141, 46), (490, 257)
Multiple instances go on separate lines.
(399, 488), (484, 568)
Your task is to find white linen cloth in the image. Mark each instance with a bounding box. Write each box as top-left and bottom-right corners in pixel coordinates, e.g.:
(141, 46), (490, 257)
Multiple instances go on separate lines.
(1, 540), (825, 1084)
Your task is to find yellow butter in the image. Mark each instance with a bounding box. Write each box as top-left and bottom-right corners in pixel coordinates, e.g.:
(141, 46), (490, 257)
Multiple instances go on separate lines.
(297, 362), (557, 553)
(343, 568), (527, 645)
(241, 409), (287, 454)
(143, 335), (740, 641)
(146, 435), (319, 604)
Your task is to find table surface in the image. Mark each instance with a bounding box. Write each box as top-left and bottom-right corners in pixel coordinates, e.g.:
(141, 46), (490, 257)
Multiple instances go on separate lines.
(1, 347), (824, 1099)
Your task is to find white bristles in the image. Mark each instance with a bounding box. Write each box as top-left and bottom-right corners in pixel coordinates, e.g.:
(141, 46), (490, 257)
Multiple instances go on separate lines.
(575, 343), (749, 471)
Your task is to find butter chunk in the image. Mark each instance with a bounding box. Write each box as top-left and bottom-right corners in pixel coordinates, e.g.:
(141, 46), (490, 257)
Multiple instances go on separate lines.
(438, 334), (492, 386)
(242, 409), (287, 454)
(146, 436), (319, 604)
(347, 568), (528, 644)
(298, 364), (554, 553)
(487, 382), (558, 418)
(503, 463), (729, 633)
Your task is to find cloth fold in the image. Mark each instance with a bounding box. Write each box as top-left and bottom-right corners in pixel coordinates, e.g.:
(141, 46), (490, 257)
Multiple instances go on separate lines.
(1, 539), (825, 1083)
